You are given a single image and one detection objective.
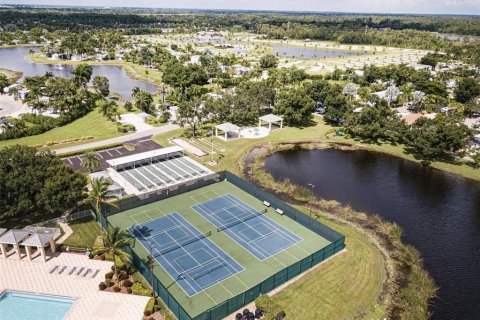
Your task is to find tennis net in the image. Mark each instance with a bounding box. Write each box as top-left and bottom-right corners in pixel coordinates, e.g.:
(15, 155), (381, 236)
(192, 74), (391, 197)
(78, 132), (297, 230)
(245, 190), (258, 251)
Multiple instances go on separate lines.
(152, 230), (212, 257)
(216, 208), (266, 232)
(185, 258), (226, 280)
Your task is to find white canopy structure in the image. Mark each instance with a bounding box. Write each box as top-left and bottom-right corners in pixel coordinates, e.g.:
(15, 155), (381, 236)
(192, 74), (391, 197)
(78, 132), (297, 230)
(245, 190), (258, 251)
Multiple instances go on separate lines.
(106, 146), (184, 169)
(0, 228), (6, 236)
(215, 122), (241, 141)
(0, 229), (29, 259)
(259, 114), (283, 131)
(22, 232), (57, 261)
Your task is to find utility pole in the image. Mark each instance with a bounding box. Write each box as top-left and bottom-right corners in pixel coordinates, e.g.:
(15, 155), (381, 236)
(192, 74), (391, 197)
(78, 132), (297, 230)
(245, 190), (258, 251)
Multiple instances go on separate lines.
(307, 183), (315, 219)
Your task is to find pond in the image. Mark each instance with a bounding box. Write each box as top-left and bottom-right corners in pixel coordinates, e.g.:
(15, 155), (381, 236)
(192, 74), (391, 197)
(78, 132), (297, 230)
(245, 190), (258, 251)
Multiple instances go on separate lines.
(0, 47), (157, 99)
(265, 147), (480, 320)
(271, 43), (367, 60)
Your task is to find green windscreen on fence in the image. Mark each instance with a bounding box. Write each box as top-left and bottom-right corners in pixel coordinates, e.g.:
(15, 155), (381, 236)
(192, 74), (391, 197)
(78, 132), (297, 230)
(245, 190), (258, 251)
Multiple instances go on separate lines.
(100, 171), (345, 320)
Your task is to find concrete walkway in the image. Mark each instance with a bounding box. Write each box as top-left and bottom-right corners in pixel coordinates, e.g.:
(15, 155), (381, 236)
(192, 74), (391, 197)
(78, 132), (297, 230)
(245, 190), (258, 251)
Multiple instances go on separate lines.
(53, 123), (180, 155)
(0, 252), (149, 320)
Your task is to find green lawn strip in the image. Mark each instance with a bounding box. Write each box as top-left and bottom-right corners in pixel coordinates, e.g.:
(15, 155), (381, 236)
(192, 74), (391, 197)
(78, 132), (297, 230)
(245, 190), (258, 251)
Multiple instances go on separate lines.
(61, 217), (102, 249)
(152, 117), (480, 181)
(0, 110), (122, 150)
(30, 53), (163, 86)
(272, 210), (386, 320)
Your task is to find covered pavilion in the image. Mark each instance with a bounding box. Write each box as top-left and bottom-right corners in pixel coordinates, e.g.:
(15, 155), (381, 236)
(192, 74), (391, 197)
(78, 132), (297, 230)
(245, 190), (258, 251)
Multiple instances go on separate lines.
(259, 114), (283, 131)
(215, 122), (241, 141)
(0, 229), (29, 259)
(22, 232), (57, 261)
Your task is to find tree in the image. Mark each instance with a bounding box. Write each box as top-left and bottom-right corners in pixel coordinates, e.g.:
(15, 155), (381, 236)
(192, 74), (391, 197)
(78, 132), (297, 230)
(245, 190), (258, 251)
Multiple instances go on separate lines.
(92, 76), (110, 97)
(80, 152), (100, 173)
(274, 87), (315, 126)
(71, 64), (93, 89)
(385, 85), (400, 107)
(347, 105), (407, 143)
(407, 116), (473, 161)
(0, 145), (86, 225)
(454, 78), (480, 104)
(93, 227), (132, 284)
(411, 91), (426, 111)
(178, 93), (205, 137)
(0, 74), (10, 93)
(84, 177), (118, 231)
(259, 54), (279, 69)
(343, 83), (357, 100)
(97, 99), (118, 120)
(134, 90), (154, 114)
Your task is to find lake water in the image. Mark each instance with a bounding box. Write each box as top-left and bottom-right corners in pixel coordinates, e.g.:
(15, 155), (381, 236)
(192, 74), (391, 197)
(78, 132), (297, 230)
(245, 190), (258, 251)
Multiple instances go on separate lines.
(265, 148), (480, 320)
(271, 43), (367, 60)
(0, 47), (157, 98)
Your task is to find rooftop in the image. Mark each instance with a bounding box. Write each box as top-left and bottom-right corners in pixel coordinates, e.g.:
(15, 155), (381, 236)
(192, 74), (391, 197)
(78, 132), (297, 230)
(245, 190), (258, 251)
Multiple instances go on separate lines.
(259, 114), (283, 123)
(106, 146), (183, 167)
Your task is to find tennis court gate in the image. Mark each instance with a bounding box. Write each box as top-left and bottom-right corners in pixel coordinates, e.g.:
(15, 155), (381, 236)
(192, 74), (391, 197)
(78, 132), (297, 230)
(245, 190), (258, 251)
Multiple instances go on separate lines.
(99, 171), (346, 320)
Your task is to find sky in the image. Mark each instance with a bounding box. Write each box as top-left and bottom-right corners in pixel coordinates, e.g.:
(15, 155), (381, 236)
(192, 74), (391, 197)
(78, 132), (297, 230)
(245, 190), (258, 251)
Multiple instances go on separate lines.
(4, 0), (480, 15)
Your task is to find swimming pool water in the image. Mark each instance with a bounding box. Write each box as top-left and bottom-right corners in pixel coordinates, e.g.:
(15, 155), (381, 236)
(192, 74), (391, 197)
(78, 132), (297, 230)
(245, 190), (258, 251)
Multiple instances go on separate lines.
(0, 291), (75, 320)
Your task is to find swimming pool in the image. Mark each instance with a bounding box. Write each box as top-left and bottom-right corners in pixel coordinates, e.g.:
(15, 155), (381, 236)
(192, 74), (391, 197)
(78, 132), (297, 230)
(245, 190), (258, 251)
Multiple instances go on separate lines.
(0, 290), (75, 320)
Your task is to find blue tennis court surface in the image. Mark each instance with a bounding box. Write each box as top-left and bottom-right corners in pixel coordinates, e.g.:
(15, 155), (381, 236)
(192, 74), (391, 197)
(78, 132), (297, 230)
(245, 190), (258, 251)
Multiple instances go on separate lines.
(192, 194), (302, 260)
(129, 212), (243, 296)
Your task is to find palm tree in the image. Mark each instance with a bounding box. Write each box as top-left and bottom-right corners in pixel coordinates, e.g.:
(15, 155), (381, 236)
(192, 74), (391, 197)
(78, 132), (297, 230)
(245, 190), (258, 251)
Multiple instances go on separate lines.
(131, 86), (140, 99)
(84, 177), (119, 231)
(72, 64), (93, 89)
(93, 227), (132, 284)
(80, 152), (100, 172)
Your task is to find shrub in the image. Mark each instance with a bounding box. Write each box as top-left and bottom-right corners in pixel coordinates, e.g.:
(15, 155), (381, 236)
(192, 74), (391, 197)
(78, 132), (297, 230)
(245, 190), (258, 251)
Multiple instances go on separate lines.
(131, 282), (151, 296)
(123, 279), (133, 287)
(144, 297), (155, 316)
(105, 271), (114, 280)
(127, 287), (132, 294)
(105, 278), (112, 287)
(113, 285), (121, 292)
(255, 295), (286, 320)
(119, 270), (128, 281)
(99, 282), (107, 290)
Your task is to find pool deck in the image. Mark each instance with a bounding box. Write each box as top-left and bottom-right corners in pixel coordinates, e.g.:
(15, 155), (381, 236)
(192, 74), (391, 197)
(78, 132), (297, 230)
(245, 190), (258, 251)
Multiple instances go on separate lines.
(0, 252), (149, 320)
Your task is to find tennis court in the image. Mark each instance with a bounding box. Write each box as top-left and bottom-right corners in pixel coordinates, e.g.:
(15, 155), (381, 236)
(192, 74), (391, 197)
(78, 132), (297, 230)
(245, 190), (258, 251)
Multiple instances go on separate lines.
(109, 179), (338, 319)
(129, 212), (243, 296)
(192, 194), (302, 260)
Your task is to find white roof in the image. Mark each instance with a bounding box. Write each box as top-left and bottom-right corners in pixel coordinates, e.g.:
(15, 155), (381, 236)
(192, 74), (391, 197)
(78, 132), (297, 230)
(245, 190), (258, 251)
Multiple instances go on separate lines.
(216, 122), (241, 132)
(259, 114), (283, 123)
(22, 232), (55, 247)
(0, 229), (29, 245)
(0, 228), (7, 236)
(107, 146), (183, 167)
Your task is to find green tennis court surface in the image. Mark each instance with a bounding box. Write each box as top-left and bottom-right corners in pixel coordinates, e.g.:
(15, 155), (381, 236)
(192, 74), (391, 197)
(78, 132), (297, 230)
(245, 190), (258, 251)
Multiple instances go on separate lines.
(109, 180), (332, 318)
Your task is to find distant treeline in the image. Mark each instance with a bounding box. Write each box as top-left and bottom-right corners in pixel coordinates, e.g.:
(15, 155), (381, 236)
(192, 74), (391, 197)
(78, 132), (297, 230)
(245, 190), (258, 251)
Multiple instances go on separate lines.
(1, 8), (479, 35)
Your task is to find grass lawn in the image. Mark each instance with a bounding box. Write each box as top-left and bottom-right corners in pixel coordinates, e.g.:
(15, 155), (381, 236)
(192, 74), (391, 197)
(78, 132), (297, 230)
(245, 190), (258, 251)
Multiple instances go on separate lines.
(30, 53), (163, 86)
(62, 217), (103, 249)
(152, 116), (480, 181)
(274, 207), (386, 319)
(0, 110), (122, 150)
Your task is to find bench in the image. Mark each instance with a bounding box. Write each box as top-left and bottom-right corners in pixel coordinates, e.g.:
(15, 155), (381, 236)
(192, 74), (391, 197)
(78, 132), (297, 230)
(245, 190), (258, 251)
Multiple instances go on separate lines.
(275, 208), (284, 215)
(263, 201), (271, 207)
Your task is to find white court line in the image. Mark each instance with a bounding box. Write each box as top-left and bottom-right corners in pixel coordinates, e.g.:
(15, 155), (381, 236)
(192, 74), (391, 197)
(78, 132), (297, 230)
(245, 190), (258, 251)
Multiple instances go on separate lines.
(194, 194), (302, 261)
(169, 212), (243, 301)
(226, 194), (302, 243)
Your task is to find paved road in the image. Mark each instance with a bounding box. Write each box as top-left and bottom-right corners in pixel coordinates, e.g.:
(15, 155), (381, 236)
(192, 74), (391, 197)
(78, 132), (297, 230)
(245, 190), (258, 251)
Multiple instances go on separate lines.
(53, 123), (180, 155)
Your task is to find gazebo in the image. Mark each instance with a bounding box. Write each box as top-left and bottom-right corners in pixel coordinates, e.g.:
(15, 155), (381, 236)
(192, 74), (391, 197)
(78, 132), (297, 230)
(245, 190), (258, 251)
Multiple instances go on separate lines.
(0, 228), (6, 236)
(215, 122), (241, 141)
(21, 232), (57, 261)
(259, 114), (283, 131)
(0, 229), (29, 259)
